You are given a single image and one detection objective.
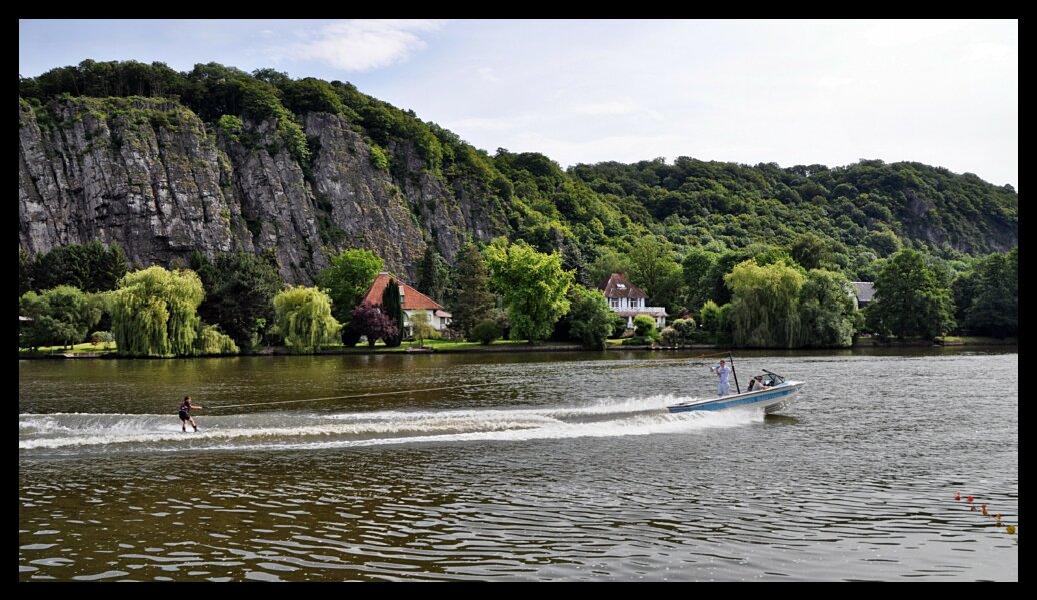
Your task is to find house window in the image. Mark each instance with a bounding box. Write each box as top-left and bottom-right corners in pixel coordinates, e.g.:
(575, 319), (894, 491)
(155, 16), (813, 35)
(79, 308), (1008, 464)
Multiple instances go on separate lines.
(610, 298), (620, 308)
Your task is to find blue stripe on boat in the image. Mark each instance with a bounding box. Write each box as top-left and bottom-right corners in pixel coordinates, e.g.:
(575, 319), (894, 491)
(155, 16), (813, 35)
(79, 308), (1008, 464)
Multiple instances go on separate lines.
(667, 384), (798, 413)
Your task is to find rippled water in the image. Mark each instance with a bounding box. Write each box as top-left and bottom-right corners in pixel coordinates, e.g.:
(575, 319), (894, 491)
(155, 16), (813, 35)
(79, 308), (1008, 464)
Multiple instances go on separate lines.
(19, 349), (1018, 581)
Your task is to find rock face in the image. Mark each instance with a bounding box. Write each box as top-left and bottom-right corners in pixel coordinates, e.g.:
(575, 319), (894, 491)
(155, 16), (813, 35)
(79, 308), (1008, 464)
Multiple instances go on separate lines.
(19, 98), (508, 284)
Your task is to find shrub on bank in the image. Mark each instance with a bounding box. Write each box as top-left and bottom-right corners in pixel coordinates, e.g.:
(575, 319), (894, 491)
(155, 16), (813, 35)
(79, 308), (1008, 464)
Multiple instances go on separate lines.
(196, 323), (239, 355)
(609, 314), (629, 338)
(89, 330), (114, 345)
(472, 319), (501, 345)
(633, 315), (656, 338)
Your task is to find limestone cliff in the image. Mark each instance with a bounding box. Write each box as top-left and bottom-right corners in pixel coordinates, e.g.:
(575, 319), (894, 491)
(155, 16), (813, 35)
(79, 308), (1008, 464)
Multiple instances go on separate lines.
(19, 97), (508, 284)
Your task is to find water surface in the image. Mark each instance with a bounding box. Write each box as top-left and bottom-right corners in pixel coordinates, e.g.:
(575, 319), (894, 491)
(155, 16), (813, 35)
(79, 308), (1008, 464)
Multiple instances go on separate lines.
(19, 349), (1018, 581)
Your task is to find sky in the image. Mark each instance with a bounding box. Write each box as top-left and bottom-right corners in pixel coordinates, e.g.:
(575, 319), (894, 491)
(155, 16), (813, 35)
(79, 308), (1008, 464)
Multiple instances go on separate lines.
(19, 19), (1019, 187)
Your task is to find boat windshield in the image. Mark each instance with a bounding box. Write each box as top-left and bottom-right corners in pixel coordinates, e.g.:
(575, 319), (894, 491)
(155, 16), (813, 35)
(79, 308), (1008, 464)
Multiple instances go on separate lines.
(761, 370), (785, 386)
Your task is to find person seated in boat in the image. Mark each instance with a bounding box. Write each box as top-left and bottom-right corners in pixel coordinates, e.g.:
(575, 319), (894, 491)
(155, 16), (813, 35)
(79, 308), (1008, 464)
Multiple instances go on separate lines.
(748, 374), (771, 391)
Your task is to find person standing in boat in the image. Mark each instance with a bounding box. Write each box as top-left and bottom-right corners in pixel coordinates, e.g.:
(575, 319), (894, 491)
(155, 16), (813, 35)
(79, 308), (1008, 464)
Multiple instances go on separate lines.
(178, 396), (203, 432)
(712, 359), (732, 396)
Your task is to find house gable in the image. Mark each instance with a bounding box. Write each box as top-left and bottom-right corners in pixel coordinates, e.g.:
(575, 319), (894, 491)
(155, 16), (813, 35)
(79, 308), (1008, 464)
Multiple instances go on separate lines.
(598, 273), (648, 300)
(363, 272), (444, 311)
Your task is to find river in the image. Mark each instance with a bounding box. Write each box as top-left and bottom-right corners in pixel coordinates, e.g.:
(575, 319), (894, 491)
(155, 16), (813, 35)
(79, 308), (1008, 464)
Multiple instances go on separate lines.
(19, 348), (1018, 581)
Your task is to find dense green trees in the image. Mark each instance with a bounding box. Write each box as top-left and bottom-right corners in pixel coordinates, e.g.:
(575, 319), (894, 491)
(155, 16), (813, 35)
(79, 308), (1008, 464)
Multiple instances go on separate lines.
(416, 246), (450, 303)
(865, 249), (956, 339)
(586, 246), (633, 286)
(626, 236), (683, 312)
(566, 286), (614, 350)
(22, 241), (128, 294)
(797, 270), (859, 347)
(484, 239), (573, 342)
(571, 157), (1016, 262)
(317, 249), (383, 325)
(447, 243), (497, 339)
(697, 244), (793, 308)
(951, 248), (1017, 338)
(271, 286), (340, 352)
(109, 266), (206, 356)
(681, 247), (717, 316)
(790, 233), (832, 271)
(19, 249), (33, 297)
(865, 229), (902, 257)
(19, 286), (102, 349)
(190, 251), (283, 350)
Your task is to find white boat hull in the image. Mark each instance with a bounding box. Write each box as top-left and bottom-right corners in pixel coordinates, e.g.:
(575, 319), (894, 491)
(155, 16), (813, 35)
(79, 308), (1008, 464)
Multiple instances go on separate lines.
(667, 381), (804, 414)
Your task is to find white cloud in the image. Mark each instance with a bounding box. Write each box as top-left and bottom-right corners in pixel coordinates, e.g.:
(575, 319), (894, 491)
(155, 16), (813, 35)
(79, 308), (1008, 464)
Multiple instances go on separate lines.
(476, 66), (500, 83)
(570, 100), (637, 116)
(282, 19), (442, 72)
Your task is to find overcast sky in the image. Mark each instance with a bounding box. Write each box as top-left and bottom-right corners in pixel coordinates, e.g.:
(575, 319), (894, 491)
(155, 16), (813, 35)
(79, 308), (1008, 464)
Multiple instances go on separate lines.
(19, 19), (1018, 187)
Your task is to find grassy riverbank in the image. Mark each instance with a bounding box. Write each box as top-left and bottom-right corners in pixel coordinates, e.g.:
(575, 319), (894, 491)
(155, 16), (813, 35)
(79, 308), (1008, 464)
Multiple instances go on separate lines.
(19, 335), (1016, 359)
(18, 341), (116, 356)
(18, 338), (584, 358)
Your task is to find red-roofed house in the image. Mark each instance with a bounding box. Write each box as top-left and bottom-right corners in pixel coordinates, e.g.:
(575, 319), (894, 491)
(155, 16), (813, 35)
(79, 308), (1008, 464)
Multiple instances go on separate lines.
(363, 272), (452, 334)
(598, 273), (668, 329)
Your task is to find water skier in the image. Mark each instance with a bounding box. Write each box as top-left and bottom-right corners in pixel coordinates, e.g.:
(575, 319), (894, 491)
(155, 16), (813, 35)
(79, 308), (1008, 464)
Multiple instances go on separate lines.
(178, 395), (203, 432)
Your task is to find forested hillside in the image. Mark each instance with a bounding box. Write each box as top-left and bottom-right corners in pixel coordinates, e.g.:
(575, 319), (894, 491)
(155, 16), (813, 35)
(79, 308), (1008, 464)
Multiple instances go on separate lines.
(20, 60), (1017, 295)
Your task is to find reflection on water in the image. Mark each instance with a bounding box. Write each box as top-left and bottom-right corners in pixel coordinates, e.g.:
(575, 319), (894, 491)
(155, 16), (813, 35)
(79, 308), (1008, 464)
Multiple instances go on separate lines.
(763, 414), (800, 426)
(19, 349), (1018, 581)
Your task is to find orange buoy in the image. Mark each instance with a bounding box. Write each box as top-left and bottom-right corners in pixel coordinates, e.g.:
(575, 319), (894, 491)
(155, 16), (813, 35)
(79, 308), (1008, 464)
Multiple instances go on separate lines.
(954, 492), (961, 501)
(967, 495), (974, 504)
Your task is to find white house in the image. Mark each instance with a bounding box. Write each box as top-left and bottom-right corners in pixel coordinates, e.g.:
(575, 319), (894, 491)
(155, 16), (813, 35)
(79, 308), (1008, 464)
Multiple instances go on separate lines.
(598, 273), (668, 329)
(363, 272), (452, 335)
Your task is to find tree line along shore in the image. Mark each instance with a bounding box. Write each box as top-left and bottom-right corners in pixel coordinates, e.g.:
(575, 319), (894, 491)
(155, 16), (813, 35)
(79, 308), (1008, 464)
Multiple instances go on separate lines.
(18, 237), (1018, 358)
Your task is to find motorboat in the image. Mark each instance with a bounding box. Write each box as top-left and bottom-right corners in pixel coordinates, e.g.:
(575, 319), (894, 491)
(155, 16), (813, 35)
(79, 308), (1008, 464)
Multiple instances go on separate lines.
(668, 368), (803, 415)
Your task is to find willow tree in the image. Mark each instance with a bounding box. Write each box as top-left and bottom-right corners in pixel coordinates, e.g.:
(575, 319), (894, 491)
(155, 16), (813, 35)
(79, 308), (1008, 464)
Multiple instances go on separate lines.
(409, 310), (435, 348)
(110, 266), (205, 356)
(724, 259), (805, 348)
(483, 238), (573, 342)
(272, 286), (341, 352)
(797, 269), (858, 347)
(196, 323), (240, 355)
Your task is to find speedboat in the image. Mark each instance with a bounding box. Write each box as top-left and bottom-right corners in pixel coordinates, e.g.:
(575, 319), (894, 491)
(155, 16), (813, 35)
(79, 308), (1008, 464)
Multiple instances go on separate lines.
(668, 369), (803, 414)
